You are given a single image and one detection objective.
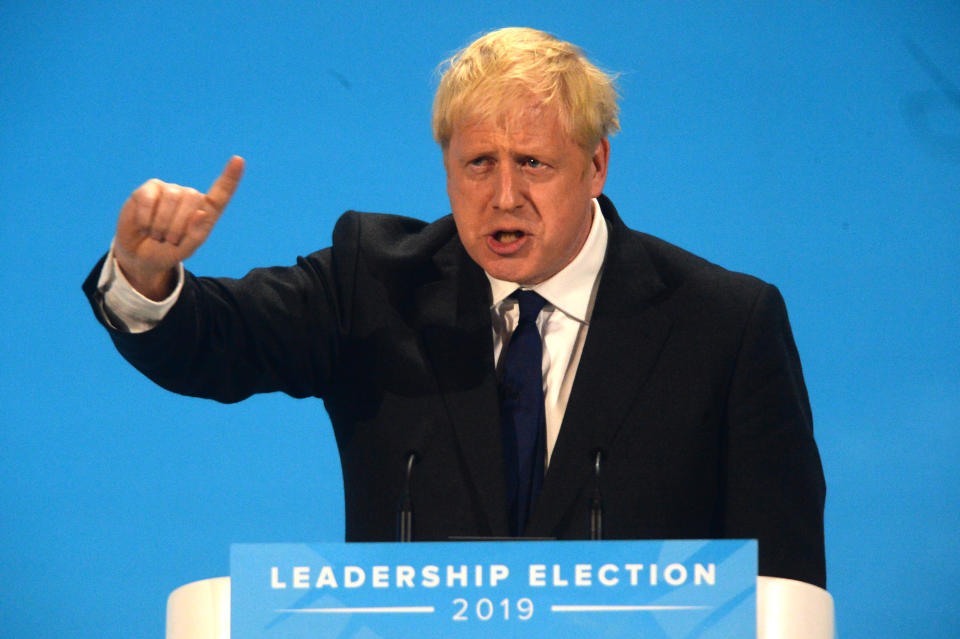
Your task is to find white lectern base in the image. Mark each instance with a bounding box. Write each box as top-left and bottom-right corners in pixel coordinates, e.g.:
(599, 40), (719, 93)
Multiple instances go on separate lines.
(167, 575), (834, 639)
(166, 577), (230, 639)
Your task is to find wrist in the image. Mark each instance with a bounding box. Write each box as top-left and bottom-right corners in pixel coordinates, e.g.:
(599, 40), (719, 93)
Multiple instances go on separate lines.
(116, 258), (176, 301)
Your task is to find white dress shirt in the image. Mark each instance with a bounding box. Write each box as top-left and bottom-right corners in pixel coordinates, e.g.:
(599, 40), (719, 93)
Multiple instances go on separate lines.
(97, 200), (609, 469)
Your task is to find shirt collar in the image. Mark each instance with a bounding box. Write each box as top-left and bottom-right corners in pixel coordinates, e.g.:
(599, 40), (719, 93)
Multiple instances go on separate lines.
(486, 198), (608, 323)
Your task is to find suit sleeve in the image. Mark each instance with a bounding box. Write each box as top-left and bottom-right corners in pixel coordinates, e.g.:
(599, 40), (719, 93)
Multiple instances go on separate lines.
(723, 284), (826, 588)
(82, 216), (363, 404)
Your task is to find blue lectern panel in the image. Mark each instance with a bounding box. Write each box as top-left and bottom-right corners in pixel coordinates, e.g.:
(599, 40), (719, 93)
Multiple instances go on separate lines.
(231, 539), (756, 638)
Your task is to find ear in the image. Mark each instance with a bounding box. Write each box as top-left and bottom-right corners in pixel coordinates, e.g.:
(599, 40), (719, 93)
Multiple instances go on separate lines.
(588, 138), (610, 198)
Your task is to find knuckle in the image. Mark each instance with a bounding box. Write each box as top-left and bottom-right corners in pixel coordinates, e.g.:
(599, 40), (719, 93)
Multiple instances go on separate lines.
(134, 180), (165, 204)
(133, 189), (157, 208)
(182, 188), (202, 206)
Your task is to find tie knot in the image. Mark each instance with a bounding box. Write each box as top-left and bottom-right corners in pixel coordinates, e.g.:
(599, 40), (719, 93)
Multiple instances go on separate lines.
(511, 289), (547, 323)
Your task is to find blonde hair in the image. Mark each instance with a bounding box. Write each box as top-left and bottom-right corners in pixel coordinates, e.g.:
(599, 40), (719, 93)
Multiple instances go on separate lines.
(432, 27), (620, 150)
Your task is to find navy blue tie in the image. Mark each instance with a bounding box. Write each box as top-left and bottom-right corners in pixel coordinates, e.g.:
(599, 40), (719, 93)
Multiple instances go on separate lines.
(499, 289), (548, 537)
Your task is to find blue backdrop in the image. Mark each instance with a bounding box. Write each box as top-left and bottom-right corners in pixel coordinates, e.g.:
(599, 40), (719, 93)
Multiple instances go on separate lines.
(1, 2), (957, 637)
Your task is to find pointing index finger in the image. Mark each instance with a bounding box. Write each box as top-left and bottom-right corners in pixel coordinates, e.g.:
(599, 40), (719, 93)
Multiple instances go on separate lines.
(204, 155), (245, 213)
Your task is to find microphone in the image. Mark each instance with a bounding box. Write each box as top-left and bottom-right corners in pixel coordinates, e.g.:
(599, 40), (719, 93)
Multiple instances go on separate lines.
(589, 448), (605, 541)
(397, 451), (418, 542)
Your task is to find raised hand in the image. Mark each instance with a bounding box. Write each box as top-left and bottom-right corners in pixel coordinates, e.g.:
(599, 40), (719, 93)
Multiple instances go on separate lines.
(113, 156), (245, 300)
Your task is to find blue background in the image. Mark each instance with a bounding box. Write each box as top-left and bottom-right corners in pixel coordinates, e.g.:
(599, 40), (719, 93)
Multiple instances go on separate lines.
(1, 2), (957, 636)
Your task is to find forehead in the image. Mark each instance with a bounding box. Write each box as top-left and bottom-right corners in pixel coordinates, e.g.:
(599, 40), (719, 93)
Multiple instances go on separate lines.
(451, 100), (577, 152)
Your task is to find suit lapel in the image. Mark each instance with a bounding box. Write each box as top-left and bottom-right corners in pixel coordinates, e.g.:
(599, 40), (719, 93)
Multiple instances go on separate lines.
(417, 234), (511, 537)
(526, 197), (673, 537)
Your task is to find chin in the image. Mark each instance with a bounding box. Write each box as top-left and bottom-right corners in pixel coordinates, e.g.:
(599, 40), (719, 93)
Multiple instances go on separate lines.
(498, 269), (544, 286)
(483, 262), (531, 284)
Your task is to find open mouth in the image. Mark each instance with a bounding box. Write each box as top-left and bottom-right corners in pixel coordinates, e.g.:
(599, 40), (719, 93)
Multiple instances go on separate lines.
(493, 230), (525, 243)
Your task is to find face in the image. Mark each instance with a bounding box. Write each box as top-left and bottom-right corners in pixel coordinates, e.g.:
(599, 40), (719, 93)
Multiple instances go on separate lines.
(443, 102), (609, 285)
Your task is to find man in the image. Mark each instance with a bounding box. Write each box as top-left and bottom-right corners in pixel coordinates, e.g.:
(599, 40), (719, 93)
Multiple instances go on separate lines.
(85, 28), (826, 587)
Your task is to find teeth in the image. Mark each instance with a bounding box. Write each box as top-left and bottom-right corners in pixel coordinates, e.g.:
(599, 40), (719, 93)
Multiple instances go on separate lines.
(496, 231), (522, 243)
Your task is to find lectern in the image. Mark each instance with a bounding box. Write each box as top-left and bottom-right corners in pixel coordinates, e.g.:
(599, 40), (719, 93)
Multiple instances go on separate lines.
(166, 541), (834, 639)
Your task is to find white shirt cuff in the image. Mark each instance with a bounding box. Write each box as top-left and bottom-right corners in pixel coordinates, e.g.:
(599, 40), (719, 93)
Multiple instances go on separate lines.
(96, 240), (184, 333)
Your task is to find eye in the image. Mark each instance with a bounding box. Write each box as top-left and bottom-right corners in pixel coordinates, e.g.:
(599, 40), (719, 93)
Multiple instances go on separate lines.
(523, 157), (545, 169)
(468, 156), (492, 168)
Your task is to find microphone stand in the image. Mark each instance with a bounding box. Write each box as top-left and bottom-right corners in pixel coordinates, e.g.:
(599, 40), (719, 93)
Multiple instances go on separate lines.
(397, 451), (417, 542)
(589, 449), (604, 541)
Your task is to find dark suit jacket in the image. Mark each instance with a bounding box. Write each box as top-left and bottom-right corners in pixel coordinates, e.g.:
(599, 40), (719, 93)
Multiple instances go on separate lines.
(84, 195), (826, 587)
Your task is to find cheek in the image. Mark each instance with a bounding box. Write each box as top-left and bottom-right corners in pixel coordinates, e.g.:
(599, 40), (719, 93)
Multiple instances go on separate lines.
(446, 176), (463, 205)
(448, 176), (477, 206)
(451, 187), (491, 225)
(549, 207), (591, 252)
(452, 210), (482, 248)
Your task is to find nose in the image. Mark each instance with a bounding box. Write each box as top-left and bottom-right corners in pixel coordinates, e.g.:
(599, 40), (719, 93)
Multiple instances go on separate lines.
(493, 162), (522, 211)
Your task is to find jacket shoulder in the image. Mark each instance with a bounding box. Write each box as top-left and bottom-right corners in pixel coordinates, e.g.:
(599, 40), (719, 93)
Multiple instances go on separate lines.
(330, 210), (459, 266)
(599, 195), (769, 306)
(627, 227), (769, 307)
